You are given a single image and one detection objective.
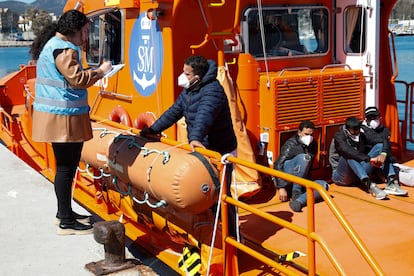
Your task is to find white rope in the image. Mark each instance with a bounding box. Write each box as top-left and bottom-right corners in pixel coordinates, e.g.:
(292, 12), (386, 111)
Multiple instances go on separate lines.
(197, 0), (219, 51)
(256, 0), (271, 88)
(77, 163), (112, 179)
(207, 153), (240, 274)
(144, 142), (186, 199)
(206, 161), (226, 276)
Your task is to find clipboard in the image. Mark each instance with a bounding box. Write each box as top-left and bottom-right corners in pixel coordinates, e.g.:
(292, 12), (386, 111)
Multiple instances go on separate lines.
(104, 64), (125, 78)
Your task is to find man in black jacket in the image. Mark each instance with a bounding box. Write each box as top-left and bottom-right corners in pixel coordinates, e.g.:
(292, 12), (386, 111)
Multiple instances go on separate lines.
(140, 55), (237, 155)
(330, 117), (388, 200)
(273, 120), (329, 212)
(361, 106), (407, 196)
(140, 55), (239, 236)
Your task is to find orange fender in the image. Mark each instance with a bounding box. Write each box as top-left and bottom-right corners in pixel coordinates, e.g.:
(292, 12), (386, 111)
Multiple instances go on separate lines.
(109, 105), (132, 126)
(133, 111), (157, 129)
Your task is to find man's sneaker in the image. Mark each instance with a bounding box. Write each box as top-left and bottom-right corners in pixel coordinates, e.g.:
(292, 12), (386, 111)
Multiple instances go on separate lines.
(57, 220), (93, 235)
(289, 200), (303, 212)
(55, 211), (91, 225)
(291, 190), (302, 202)
(369, 184), (388, 200)
(384, 180), (408, 196)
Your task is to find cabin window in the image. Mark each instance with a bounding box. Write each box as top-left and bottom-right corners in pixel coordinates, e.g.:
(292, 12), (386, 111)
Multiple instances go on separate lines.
(86, 10), (123, 66)
(344, 6), (366, 54)
(241, 6), (329, 58)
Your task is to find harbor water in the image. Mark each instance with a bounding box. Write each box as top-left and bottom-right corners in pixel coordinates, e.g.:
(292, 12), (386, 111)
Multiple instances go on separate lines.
(0, 46), (31, 78)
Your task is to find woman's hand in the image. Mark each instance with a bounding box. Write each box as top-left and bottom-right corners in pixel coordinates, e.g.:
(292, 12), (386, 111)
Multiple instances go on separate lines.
(98, 61), (112, 77)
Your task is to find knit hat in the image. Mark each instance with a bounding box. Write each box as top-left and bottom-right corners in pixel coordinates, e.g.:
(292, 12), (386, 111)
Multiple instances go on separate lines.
(365, 106), (380, 117)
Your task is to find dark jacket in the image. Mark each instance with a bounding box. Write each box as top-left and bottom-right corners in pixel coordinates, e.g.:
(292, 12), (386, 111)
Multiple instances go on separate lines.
(361, 123), (397, 163)
(361, 124), (391, 154)
(332, 125), (370, 164)
(273, 134), (317, 188)
(150, 60), (237, 154)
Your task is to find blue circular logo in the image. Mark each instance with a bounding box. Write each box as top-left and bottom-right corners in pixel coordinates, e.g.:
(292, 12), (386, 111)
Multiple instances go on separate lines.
(129, 13), (164, 96)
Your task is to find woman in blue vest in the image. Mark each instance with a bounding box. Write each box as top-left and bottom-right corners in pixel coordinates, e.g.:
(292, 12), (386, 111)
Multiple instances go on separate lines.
(30, 10), (111, 235)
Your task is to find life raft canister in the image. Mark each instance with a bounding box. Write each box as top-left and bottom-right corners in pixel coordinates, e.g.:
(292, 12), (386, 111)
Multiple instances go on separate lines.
(107, 136), (219, 214)
(134, 111), (157, 129)
(81, 123), (219, 214)
(109, 105), (132, 126)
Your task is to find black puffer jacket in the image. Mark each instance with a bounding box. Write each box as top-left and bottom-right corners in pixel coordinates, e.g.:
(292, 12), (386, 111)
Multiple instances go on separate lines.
(361, 123), (397, 163)
(333, 125), (370, 163)
(273, 134), (317, 188)
(150, 60), (237, 154)
(361, 124), (391, 154)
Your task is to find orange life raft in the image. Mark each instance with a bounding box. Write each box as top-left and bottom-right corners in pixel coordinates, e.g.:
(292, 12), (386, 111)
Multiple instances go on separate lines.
(81, 123), (219, 214)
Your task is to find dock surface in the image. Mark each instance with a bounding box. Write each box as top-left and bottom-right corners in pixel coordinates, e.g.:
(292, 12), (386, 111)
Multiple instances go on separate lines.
(0, 143), (106, 275)
(0, 40), (32, 47)
(0, 144), (173, 275)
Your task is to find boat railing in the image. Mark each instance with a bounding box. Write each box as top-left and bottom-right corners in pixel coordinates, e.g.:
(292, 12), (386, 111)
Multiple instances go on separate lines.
(104, 126), (386, 274)
(395, 80), (414, 147)
(219, 154), (384, 275)
(0, 107), (18, 154)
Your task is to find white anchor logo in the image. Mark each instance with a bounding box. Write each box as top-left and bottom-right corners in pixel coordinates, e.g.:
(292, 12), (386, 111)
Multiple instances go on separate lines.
(129, 13), (163, 96)
(132, 17), (156, 91)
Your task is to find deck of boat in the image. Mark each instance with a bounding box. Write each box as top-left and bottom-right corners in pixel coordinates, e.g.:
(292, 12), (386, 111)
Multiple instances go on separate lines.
(3, 104), (414, 275)
(237, 161), (414, 275)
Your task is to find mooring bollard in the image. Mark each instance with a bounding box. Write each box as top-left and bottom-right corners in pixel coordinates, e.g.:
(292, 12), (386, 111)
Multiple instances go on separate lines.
(85, 220), (140, 275)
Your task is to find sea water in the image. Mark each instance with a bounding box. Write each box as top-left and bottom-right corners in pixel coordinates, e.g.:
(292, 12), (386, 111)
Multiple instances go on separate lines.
(0, 47), (31, 78)
(394, 35), (414, 82)
(393, 36), (414, 149)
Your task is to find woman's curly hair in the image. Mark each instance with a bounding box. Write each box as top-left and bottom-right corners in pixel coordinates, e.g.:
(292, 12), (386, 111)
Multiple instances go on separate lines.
(56, 9), (89, 36)
(29, 22), (58, 60)
(29, 10), (89, 60)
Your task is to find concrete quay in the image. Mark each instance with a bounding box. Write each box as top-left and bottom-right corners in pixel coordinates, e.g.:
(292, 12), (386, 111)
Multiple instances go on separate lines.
(0, 40), (32, 47)
(0, 144), (176, 275)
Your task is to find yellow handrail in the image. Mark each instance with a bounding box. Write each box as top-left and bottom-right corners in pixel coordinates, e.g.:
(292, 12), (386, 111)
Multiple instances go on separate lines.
(221, 154), (385, 275)
(82, 115), (385, 274)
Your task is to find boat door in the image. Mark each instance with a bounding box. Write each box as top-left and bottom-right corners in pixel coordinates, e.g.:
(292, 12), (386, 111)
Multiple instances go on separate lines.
(335, 0), (379, 107)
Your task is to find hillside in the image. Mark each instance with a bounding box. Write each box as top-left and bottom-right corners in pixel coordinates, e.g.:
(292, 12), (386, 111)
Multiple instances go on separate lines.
(0, 0), (65, 16)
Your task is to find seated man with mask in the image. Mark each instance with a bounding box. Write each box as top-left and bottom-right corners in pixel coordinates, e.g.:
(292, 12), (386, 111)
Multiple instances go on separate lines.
(330, 117), (389, 200)
(361, 106), (407, 196)
(273, 120), (329, 212)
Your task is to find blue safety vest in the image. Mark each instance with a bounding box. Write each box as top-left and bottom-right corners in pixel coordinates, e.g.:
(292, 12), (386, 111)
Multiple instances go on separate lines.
(34, 36), (89, 116)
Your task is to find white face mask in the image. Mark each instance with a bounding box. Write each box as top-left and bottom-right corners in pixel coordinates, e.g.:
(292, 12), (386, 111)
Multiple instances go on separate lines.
(345, 129), (360, 142)
(349, 134), (360, 142)
(369, 119), (380, 129)
(178, 72), (190, 88)
(300, 135), (313, 146)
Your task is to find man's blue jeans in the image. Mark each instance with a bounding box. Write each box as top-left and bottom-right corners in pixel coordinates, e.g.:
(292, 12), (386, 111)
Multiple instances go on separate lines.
(332, 143), (395, 185)
(283, 153), (327, 205)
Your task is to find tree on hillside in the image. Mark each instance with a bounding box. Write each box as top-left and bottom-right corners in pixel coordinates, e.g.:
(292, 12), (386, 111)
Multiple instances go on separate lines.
(25, 9), (53, 36)
(392, 0), (414, 20)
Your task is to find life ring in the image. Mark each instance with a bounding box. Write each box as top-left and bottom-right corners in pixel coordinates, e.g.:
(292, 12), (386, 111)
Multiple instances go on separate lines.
(109, 105), (132, 126)
(134, 111), (157, 129)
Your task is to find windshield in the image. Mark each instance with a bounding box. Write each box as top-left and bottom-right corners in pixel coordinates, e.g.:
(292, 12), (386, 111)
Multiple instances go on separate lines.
(242, 6), (329, 58)
(86, 10), (123, 66)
